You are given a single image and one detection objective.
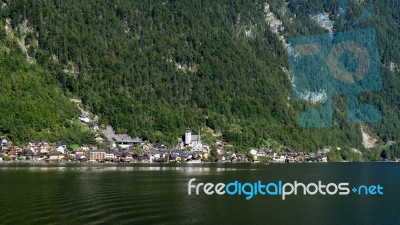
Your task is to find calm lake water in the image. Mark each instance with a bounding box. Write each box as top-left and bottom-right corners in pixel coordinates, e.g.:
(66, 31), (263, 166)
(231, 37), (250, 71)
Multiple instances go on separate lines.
(0, 163), (399, 225)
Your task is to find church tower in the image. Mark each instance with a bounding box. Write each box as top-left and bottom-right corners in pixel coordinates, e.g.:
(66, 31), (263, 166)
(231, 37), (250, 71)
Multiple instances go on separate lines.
(185, 128), (192, 146)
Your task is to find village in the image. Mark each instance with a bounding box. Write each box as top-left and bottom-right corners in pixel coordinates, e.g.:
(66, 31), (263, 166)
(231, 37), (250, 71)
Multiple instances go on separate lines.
(0, 125), (329, 164)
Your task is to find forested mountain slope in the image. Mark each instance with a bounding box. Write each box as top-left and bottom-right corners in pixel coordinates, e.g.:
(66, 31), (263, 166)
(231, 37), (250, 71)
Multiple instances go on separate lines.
(0, 0), (399, 158)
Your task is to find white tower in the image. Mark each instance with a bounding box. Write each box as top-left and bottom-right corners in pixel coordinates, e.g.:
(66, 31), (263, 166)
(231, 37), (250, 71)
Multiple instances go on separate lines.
(185, 128), (192, 146)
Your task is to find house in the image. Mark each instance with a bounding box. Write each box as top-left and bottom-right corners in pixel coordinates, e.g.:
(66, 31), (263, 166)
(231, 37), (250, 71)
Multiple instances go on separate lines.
(29, 140), (41, 148)
(105, 152), (116, 161)
(48, 152), (65, 161)
(0, 138), (8, 148)
(75, 149), (85, 155)
(33, 154), (46, 161)
(295, 155), (304, 162)
(55, 142), (67, 154)
(272, 156), (286, 163)
(317, 156), (328, 163)
(122, 153), (133, 163)
(256, 150), (267, 157)
(80, 145), (90, 151)
(94, 134), (104, 143)
(250, 148), (258, 156)
(32, 152), (49, 161)
(29, 140), (51, 153)
(187, 155), (202, 163)
(249, 148), (266, 160)
(214, 141), (224, 148)
(20, 149), (34, 158)
(169, 151), (182, 162)
(150, 148), (161, 159)
(8, 148), (18, 156)
(225, 152), (237, 162)
(89, 150), (106, 161)
(154, 143), (167, 152)
(79, 114), (90, 123)
(76, 154), (87, 162)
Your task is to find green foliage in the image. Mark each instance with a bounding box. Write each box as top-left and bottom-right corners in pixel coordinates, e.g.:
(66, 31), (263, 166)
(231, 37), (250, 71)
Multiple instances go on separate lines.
(133, 146), (142, 155)
(0, 45), (94, 145)
(327, 149), (342, 162)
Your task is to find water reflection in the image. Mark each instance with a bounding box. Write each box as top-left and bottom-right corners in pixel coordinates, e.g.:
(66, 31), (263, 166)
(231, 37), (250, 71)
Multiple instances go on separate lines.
(0, 163), (399, 225)
(0, 164), (258, 173)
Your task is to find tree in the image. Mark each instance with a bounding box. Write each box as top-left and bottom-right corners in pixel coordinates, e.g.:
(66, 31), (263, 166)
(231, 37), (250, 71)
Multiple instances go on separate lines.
(380, 150), (388, 160)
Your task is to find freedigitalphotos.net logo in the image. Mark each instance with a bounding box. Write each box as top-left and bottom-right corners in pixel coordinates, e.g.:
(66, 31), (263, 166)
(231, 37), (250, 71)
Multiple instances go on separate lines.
(187, 178), (383, 200)
(287, 0), (381, 127)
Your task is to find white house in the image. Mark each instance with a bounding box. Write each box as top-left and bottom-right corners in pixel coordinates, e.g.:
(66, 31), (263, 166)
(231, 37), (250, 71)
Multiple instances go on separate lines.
(79, 114), (90, 123)
(1, 138), (8, 147)
(105, 152), (116, 160)
(55, 142), (67, 154)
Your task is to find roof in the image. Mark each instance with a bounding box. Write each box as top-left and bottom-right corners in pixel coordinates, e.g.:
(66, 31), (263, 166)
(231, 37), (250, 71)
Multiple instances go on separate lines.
(49, 152), (61, 156)
(89, 150), (106, 153)
(29, 140), (41, 145)
(55, 142), (66, 148)
(190, 135), (200, 142)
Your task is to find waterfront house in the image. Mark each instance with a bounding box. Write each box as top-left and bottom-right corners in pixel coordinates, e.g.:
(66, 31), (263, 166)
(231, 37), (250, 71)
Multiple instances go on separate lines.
(150, 148), (161, 159)
(142, 143), (150, 153)
(21, 149), (34, 159)
(120, 150), (133, 162)
(267, 150), (277, 158)
(75, 149), (85, 155)
(105, 152), (116, 161)
(295, 155), (304, 162)
(236, 153), (248, 162)
(76, 154), (86, 162)
(8, 148), (18, 156)
(272, 156), (286, 163)
(250, 148), (258, 157)
(33, 153), (47, 161)
(256, 150), (267, 157)
(317, 155), (328, 163)
(48, 152), (65, 161)
(202, 152), (209, 159)
(89, 150), (106, 161)
(225, 152), (237, 162)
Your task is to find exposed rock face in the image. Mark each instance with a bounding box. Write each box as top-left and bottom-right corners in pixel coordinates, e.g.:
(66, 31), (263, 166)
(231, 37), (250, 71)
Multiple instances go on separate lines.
(264, 3), (286, 45)
(361, 125), (378, 149)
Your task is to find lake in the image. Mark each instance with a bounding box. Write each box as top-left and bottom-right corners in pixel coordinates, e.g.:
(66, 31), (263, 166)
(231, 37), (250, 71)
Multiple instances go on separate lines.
(0, 163), (398, 225)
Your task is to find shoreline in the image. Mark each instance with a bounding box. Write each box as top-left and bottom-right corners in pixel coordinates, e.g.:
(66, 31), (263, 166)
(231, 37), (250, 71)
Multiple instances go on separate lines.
(0, 161), (392, 166)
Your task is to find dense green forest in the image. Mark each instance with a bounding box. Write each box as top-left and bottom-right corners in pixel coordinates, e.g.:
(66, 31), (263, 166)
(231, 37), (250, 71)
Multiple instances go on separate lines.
(0, 0), (399, 159)
(0, 20), (94, 145)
